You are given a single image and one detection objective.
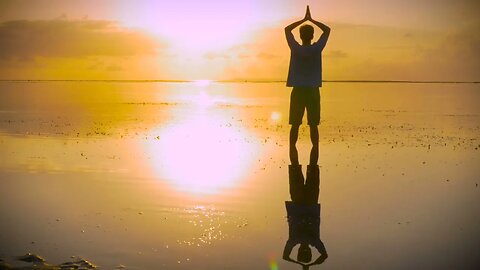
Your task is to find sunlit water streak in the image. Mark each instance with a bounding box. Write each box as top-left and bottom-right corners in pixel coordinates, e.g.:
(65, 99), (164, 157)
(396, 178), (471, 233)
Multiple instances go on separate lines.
(143, 88), (260, 195)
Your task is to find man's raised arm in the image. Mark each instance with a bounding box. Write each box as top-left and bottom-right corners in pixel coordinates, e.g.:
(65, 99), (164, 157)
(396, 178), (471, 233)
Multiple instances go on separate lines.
(282, 240), (296, 262)
(285, 18), (307, 34)
(310, 18), (330, 47)
(285, 17), (307, 47)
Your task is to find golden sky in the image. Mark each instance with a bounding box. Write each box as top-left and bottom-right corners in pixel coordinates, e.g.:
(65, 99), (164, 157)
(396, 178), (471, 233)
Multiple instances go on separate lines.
(0, 0), (478, 81)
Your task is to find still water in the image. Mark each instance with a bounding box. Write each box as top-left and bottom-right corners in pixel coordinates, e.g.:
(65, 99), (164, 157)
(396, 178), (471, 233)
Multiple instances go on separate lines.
(0, 81), (479, 269)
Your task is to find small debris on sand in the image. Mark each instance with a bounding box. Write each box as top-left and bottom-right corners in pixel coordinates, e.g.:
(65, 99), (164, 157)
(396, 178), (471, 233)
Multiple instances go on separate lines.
(59, 258), (97, 269)
(4, 253), (100, 270)
(17, 253), (45, 263)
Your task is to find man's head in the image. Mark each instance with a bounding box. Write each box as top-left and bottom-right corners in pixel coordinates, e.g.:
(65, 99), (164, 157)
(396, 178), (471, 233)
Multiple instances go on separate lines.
(300, 24), (314, 43)
(297, 243), (312, 263)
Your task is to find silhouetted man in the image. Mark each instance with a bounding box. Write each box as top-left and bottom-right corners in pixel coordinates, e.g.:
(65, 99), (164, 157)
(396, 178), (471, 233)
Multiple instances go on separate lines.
(285, 6), (330, 166)
(283, 164), (327, 269)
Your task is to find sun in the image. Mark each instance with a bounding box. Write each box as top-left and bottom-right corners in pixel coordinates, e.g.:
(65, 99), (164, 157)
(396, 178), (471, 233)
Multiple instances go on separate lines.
(117, 1), (260, 53)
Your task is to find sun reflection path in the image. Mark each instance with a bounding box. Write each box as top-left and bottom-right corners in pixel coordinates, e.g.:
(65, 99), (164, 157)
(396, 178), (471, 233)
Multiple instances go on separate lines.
(144, 92), (258, 195)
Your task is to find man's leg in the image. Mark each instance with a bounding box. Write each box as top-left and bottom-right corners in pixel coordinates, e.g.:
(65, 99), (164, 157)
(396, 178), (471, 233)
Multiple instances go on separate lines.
(306, 88), (320, 165)
(309, 125), (319, 165)
(290, 124), (300, 165)
(289, 87), (304, 166)
(305, 164), (320, 203)
(288, 164), (304, 202)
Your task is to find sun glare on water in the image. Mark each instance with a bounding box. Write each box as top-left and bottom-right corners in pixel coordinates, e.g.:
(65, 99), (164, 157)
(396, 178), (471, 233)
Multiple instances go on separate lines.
(144, 90), (258, 195)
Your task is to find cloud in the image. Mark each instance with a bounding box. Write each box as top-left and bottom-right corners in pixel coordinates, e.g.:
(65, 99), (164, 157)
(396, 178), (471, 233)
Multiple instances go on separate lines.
(219, 21), (480, 81)
(256, 52), (279, 59)
(106, 64), (123, 71)
(324, 50), (348, 58)
(0, 19), (160, 60)
(204, 52), (231, 60)
(1, 17), (477, 81)
(416, 22), (480, 81)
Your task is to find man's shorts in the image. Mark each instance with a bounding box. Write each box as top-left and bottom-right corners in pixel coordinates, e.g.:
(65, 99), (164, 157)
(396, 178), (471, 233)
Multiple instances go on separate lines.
(289, 87), (320, 126)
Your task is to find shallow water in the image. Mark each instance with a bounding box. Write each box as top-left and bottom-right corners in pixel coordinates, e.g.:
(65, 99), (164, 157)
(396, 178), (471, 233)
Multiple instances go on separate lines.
(0, 81), (479, 269)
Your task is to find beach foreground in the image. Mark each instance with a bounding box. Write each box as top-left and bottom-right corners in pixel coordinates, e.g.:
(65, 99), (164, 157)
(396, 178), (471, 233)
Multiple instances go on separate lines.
(0, 81), (479, 269)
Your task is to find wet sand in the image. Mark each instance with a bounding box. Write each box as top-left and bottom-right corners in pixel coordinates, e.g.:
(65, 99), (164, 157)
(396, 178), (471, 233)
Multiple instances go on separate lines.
(0, 81), (479, 269)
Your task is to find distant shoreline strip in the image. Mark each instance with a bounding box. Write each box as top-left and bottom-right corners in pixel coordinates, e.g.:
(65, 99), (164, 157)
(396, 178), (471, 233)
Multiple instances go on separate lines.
(0, 79), (478, 84)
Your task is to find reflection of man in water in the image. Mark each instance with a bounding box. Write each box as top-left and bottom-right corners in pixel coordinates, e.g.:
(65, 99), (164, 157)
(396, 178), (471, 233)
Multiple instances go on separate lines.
(285, 6), (330, 166)
(283, 164), (327, 269)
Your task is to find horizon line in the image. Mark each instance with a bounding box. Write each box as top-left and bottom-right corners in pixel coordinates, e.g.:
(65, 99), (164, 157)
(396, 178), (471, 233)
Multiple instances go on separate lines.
(0, 79), (478, 84)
